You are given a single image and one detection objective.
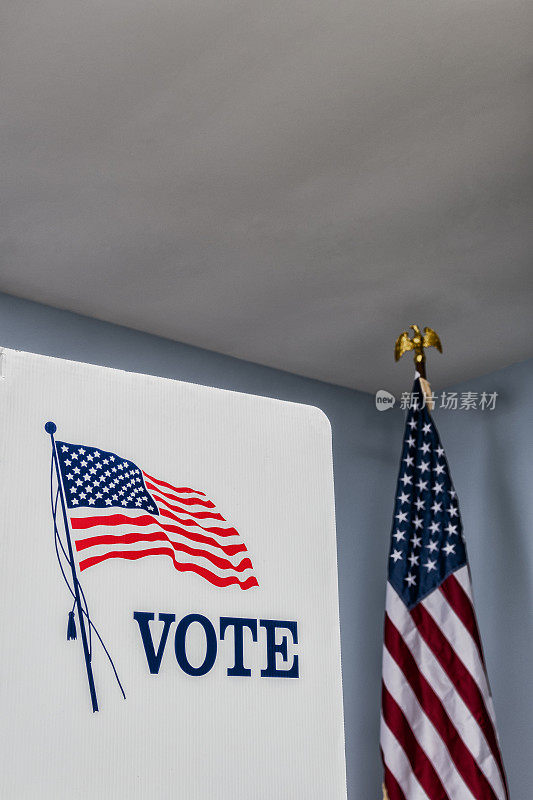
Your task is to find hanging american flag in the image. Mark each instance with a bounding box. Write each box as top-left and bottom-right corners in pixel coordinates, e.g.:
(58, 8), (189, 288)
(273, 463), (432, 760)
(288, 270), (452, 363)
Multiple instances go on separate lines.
(380, 379), (508, 800)
(55, 440), (259, 590)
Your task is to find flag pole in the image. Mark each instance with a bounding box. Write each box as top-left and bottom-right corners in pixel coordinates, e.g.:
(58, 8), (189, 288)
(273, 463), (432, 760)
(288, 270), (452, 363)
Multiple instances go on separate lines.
(45, 421), (99, 713)
(381, 325), (442, 797)
(394, 324), (442, 410)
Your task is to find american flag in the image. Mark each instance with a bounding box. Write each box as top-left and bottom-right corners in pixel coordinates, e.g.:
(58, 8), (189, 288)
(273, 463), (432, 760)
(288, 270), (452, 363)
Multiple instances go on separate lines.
(55, 440), (259, 590)
(380, 380), (509, 800)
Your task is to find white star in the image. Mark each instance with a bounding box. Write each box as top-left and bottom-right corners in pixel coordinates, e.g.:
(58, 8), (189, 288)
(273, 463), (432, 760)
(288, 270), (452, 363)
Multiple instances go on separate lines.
(443, 542), (455, 556)
(61, 445), (69, 452)
(447, 505), (459, 517)
(405, 573), (416, 587)
(408, 419), (417, 430)
(88, 498), (95, 505)
(103, 486), (109, 493)
(393, 529), (406, 542)
(79, 492), (86, 500)
(85, 485), (92, 493)
(71, 498), (79, 505)
(89, 467), (97, 475)
(112, 494), (118, 500)
(67, 473), (73, 481)
(416, 479), (428, 492)
(408, 553), (419, 567)
(419, 460), (430, 474)
(78, 448), (85, 454)
(411, 533), (422, 548)
(94, 451), (100, 458)
(427, 540), (438, 553)
(434, 463), (445, 476)
(400, 474), (413, 486)
(70, 486), (77, 494)
(390, 549), (402, 562)
(87, 453), (94, 461)
(422, 423), (431, 435)
(436, 446), (444, 458)
(413, 516), (423, 530)
(71, 452), (78, 460)
(96, 492), (102, 499)
(420, 442), (431, 454)
(80, 459), (87, 467)
(105, 498), (112, 505)
(424, 559), (437, 572)
(433, 482), (444, 495)
(431, 500), (442, 514)
(445, 523), (458, 536)
(429, 521), (440, 535)
(414, 497), (425, 511)
(103, 458), (109, 465)
(73, 466), (80, 474)
(65, 460), (71, 466)
(449, 488), (457, 499)
(395, 510), (408, 523)
(407, 436), (416, 448)
(403, 454), (414, 467)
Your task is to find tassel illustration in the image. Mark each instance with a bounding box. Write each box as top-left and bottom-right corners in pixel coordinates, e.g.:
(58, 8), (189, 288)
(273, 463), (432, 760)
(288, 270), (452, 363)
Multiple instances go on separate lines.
(67, 609), (77, 641)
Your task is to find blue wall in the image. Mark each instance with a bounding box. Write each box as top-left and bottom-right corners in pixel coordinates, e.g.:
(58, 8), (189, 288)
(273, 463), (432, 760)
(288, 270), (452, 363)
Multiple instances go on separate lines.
(0, 292), (530, 798)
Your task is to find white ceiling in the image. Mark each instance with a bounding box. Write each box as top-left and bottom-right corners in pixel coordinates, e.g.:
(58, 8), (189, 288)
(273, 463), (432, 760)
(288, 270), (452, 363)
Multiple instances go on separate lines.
(1, 1), (532, 394)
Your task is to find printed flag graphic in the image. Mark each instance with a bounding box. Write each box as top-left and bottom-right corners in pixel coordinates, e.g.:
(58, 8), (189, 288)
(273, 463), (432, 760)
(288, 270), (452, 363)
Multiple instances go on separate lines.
(380, 379), (508, 800)
(55, 440), (258, 590)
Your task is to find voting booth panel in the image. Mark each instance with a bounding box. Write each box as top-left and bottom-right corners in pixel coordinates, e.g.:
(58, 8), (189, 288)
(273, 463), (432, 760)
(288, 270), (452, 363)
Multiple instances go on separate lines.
(0, 348), (347, 799)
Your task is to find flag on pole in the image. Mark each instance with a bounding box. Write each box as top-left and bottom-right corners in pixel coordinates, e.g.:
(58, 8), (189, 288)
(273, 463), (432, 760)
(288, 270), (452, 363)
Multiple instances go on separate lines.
(55, 440), (259, 590)
(380, 379), (509, 800)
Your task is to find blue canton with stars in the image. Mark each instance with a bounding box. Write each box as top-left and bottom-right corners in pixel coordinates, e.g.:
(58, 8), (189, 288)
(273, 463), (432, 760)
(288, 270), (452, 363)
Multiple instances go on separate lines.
(56, 441), (159, 515)
(389, 380), (466, 608)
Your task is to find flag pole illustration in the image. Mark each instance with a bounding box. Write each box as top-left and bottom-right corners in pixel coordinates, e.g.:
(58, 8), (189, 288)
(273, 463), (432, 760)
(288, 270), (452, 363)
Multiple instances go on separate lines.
(46, 421), (99, 713)
(380, 329), (509, 800)
(46, 421), (258, 711)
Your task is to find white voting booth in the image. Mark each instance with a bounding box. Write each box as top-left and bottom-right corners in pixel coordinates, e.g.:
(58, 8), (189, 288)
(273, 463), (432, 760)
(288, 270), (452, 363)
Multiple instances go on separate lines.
(0, 348), (347, 799)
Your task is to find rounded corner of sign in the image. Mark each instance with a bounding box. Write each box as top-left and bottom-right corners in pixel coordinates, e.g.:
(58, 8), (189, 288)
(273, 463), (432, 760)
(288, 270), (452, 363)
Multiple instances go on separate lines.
(308, 404), (332, 437)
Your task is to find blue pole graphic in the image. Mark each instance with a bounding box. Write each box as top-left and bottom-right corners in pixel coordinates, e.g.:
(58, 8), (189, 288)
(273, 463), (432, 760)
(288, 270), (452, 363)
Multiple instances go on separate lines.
(45, 421), (99, 713)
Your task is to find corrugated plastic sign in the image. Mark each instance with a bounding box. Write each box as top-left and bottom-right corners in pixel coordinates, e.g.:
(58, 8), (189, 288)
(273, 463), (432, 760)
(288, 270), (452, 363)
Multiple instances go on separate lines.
(0, 348), (347, 799)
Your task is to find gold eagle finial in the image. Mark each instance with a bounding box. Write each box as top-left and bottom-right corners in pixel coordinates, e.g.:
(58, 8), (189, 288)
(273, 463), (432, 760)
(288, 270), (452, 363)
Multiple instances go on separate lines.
(394, 324), (442, 379)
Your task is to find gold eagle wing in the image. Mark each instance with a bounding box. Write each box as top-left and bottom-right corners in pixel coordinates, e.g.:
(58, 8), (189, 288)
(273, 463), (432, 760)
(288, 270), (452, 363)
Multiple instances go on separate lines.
(423, 327), (443, 353)
(394, 331), (415, 362)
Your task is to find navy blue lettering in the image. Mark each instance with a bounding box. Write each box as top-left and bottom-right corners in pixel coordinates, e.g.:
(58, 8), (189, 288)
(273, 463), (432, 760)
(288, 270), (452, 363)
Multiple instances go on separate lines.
(260, 619), (299, 678)
(220, 617), (258, 676)
(133, 611), (175, 674)
(174, 613), (217, 676)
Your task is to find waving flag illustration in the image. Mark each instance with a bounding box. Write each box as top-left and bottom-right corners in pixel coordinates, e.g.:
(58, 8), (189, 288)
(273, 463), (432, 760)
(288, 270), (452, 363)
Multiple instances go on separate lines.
(45, 421), (258, 712)
(55, 437), (258, 589)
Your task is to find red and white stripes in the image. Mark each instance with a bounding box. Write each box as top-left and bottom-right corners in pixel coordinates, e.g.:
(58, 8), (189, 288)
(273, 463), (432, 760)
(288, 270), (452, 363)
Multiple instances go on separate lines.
(69, 472), (258, 590)
(381, 566), (508, 800)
